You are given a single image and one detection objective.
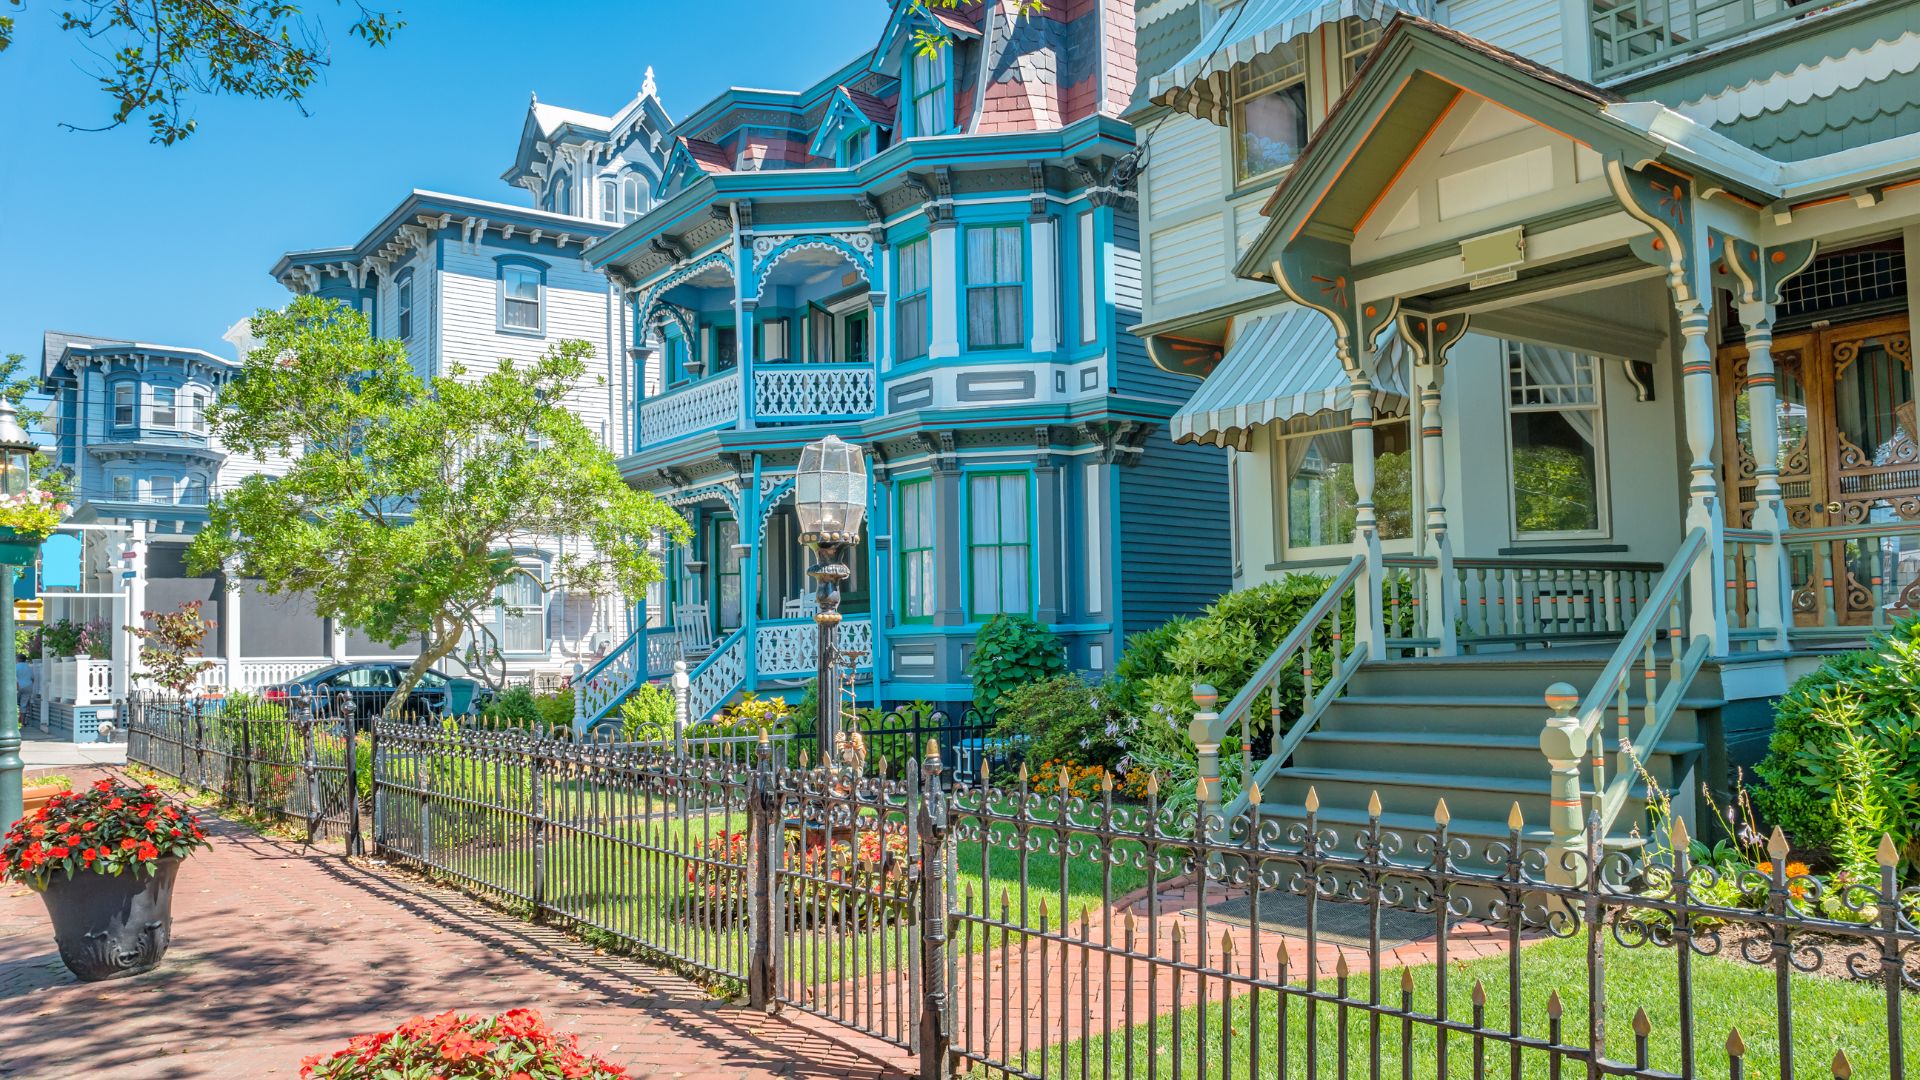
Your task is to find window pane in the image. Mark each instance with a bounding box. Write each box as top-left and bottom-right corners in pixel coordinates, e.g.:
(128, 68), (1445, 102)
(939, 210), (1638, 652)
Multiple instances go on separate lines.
(1511, 411), (1601, 533)
(969, 477), (998, 543)
(971, 549), (998, 614)
(507, 269), (540, 300)
(1235, 83), (1308, 180)
(996, 227), (1022, 279)
(1284, 420), (1413, 548)
(1000, 548), (1027, 614)
(996, 287), (1023, 347)
(966, 230), (994, 285)
(998, 476), (1026, 542)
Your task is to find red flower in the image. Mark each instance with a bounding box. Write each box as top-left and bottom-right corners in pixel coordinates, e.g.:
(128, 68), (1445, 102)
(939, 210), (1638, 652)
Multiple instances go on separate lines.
(80, 821), (97, 832)
(47, 845), (67, 858)
(119, 838), (138, 851)
(136, 841), (158, 861)
(145, 819), (161, 832)
(80, 849), (96, 865)
(105, 797), (124, 811)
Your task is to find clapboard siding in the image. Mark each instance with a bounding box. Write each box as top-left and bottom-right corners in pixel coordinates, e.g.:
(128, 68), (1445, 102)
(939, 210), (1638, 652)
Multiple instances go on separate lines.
(1114, 210), (1203, 402)
(1442, 0), (1564, 67)
(1146, 115), (1225, 216)
(1149, 214), (1227, 302)
(1117, 434), (1233, 636)
(437, 241), (617, 453)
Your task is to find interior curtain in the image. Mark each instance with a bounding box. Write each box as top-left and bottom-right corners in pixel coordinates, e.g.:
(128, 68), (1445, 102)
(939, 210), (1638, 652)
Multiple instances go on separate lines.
(1517, 344), (1598, 445)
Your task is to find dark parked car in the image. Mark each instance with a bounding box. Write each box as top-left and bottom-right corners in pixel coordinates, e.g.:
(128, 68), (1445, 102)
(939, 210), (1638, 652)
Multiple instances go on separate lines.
(261, 662), (486, 724)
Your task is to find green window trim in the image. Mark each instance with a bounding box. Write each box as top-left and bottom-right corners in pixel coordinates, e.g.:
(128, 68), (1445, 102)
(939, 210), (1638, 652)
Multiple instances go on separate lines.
(897, 477), (936, 623)
(963, 470), (1034, 621)
(965, 224), (1025, 351)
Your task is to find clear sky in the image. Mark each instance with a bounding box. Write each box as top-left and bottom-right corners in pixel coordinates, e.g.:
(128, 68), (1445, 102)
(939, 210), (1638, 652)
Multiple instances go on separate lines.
(0, 0), (890, 362)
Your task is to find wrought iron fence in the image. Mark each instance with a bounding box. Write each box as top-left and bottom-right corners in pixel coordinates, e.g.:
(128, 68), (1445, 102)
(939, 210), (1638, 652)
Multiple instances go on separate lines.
(128, 701), (1917, 1079)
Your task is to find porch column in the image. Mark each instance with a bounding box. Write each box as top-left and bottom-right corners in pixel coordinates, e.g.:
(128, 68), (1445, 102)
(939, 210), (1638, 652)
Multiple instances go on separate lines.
(1414, 359), (1458, 655)
(1737, 301), (1792, 648)
(1679, 303), (1730, 653)
(1350, 370), (1386, 660)
(221, 567), (242, 691)
(743, 457), (762, 687)
(737, 298), (758, 431)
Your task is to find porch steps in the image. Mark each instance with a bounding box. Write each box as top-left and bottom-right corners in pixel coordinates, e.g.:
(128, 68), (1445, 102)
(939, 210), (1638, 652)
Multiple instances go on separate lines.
(1253, 650), (1721, 852)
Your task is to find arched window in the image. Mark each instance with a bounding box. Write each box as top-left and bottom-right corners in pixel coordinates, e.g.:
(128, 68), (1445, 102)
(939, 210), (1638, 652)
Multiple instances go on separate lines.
(547, 168), (572, 214)
(598, 177), (619, 223)
(622, 174), (650, 223)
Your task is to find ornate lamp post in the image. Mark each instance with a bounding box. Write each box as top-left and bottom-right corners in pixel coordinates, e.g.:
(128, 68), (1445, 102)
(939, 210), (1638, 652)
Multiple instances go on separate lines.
(0, 399), (45, 827)
(794, 434), (866, 763)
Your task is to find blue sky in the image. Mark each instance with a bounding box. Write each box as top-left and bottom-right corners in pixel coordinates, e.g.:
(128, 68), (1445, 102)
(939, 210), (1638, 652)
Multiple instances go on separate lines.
(0, 0), (889, 362)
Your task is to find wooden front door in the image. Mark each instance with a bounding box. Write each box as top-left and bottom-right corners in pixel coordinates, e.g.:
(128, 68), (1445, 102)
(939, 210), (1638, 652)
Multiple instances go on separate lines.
(1718, 314), (1916, 625)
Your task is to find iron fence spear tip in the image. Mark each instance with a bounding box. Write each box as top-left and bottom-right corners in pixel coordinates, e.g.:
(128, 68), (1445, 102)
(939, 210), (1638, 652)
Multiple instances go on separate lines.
(1726, 1027), (1745, 1056)
(1768, 825), (1789, 859)
(1546, 990), (1562, 1018)
(1400, 966), (1414, 992)
(1247, 782), (1262, 807)
(1631, 1008), (1651, 1037)
(1671, 814), (1689, 850)
(1471, 979), (1485, 1006)
(1878, 833), (1899, 867)
(1367, 790), (1381, 818)
(1832, 1049), (1853, 1078)
(1434, 798), (1450, 827)
(1304, 787), (1320, 813)
(1508, 802), (1525, 831)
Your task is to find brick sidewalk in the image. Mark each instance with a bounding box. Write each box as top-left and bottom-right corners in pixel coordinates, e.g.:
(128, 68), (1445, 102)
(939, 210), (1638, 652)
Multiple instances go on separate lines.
(0, 768), (911, 1080)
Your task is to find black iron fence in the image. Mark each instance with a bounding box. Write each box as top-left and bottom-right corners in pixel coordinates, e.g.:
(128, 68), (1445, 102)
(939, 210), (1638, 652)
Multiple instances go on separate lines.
(128, 696), (1917, 1079)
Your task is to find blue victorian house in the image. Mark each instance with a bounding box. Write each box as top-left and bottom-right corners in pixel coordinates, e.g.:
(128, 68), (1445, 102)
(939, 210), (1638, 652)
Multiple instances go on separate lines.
(574, 0), (1232, 726)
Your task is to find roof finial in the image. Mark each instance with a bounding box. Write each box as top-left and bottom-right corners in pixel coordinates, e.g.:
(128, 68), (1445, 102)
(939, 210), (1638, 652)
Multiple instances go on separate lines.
(642, 66), (657, 99)
(530, 90), (539, 106)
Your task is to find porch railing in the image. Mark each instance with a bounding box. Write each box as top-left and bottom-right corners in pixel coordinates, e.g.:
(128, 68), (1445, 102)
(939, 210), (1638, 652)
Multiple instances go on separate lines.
(1561, 526), (1713, 837)
(1382, 553), (1663, 653)
(1206, 553), (1367, 827)
(572, 628), (646, 729)
(1783, 520), (1920, 642)
(1590, 0), (1802, 80)
(751, 363), (876, 421)
(686, 625), (748, 721)
(638, 369), (741, 447)
(44, 657), (114, 705)
(753, 616), (874, 678)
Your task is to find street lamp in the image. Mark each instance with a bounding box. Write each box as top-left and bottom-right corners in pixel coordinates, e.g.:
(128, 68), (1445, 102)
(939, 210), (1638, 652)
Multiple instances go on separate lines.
(0, 398), (44, 827)
(795, 434), (866, 765)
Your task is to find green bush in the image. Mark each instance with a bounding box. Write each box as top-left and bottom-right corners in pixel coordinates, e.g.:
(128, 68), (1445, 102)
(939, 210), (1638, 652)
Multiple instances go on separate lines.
(1108, 617), (1189, 719)
(1754, 618), (1920, 871)
(479, 686), (573, 731)
(968, 614), (1067, 717)
(992, 674), (1117, 768)
(618, 682), (677, 743)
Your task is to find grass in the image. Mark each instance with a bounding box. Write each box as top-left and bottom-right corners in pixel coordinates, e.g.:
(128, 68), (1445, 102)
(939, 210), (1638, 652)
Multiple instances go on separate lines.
(1010, 933), (1920, 1079)
(25, 773), (72, 790)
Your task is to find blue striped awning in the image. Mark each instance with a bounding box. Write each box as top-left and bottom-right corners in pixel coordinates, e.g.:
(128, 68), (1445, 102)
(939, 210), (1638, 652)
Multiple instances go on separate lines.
(1170, 307), (1411, 449)
(1148, 0), (1429, 123)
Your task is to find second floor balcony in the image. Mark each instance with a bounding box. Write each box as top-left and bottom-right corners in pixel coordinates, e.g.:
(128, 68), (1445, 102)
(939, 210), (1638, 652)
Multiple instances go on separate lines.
(1590, 0), (1877, 80)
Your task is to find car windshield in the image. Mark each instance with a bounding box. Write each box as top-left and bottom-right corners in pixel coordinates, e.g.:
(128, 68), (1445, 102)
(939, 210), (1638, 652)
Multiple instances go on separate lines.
(294, 666), (347, 684)
(415, 670), (447, 689)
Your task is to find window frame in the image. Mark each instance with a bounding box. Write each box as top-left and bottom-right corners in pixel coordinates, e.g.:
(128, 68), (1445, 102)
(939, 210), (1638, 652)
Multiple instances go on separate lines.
(1229, 41), (1309, 186)
(598, 177), (620, 223)
(111, 474), (132, 501)
(151, 386), (177, 429)
(897, 477), (935, 623)
(1503, 341), (1611, 541)
(962, 469), (1034, 621)
(547, 168), (572, 215)
(965, 224), (1026, 351)
(621, 174), (649, 223)
(190, 390), (208, 435)
(895, 235), (932, 361)
(910, 48), (953, 136)
(396, 269), (415, 340)
(1274, 414), (1417, 561)
(496, 256), (549, 337)
(111, 382), (135, 429)
(495, 561), (548, 657)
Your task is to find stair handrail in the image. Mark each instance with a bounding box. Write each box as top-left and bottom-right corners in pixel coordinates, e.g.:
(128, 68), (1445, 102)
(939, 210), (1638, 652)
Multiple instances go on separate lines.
(1568, 526), (1713, 835)
(684, 625), (750, 723)
(572, 626), (646, 730)
(1209, 554), (1368, 825)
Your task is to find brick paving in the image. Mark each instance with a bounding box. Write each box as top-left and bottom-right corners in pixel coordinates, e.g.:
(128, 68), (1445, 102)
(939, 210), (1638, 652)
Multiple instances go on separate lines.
(0, 767), (911, 1080)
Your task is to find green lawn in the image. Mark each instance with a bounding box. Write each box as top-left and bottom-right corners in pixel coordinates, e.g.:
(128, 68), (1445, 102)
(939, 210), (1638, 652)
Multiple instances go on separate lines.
(1005, 933), (1917, 1079)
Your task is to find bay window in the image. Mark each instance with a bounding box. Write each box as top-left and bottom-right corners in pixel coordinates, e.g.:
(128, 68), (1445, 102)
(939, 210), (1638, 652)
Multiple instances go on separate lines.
(965, 225), (1024, 350)
(152, 387), (177, 428)
(898, 478), (935, 622)
(113, 384), (134, 428)
(896, 237), (930, 360)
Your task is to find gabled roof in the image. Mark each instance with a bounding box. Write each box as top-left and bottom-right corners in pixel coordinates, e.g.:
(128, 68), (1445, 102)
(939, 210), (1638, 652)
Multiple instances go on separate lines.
(809, 84), (899, 156)
(871, 0), (982, 72)
(501, 82), (673, 187)
(270, 190), (615, 287)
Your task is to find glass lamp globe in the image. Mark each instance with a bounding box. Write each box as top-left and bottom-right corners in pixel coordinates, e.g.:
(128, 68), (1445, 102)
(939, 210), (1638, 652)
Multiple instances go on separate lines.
(0, 399), (38, 496)
(795, 434), (867, 540)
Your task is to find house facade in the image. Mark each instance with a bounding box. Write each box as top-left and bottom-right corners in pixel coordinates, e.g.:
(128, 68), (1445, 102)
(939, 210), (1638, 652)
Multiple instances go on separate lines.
(1133, 0), (1920, 847)
(571, 0), (1232, 727)
(270, 82), (676, 683)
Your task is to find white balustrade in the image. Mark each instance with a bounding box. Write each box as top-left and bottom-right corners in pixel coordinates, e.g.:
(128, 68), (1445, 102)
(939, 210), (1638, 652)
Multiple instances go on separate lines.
(688, 631), (747, 721)
(46, 657), (116, 705)
(574, 632), (642, 725)
(640, 371), (741, 446)
(645, 631), (680, 677)
(754, 617), (873, 678)
(753, 365), (876, 420)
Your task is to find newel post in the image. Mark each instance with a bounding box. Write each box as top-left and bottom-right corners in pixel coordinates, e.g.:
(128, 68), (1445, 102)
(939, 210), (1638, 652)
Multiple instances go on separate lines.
(671, 660), (691, 761)
(1189, 683), (1223, 828)
(1538, 682), (1587, 887)
(916, 738), (952, 1079)
(571, 662), (586, 729)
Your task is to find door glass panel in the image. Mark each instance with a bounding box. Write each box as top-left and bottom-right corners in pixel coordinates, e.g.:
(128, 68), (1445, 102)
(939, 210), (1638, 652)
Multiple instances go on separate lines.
(716, 519), (742, 631)
(1833, 338), (1913, 472)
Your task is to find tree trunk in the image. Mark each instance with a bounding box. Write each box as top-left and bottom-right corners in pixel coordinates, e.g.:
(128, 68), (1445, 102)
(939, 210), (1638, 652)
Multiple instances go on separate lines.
(385, 619), (464, 722)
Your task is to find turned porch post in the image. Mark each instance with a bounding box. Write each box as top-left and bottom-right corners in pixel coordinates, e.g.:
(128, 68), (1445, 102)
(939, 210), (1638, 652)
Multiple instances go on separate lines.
(1350, 360), (1386, 660)
(1407, 313), (1465, 655)
(1737, 301), (1792, 649)
(1678, 300), (1731, 653)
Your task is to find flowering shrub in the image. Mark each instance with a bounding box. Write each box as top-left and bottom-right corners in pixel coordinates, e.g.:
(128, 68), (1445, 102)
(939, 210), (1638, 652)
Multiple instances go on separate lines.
(682, 828), (913, 925)
(0, 487), (69, 541)
(0, 779), (209, 887)
(299, 1008), (627, 1079)
(38, 618), (111, 660)
(1027, 759), (1154, 801)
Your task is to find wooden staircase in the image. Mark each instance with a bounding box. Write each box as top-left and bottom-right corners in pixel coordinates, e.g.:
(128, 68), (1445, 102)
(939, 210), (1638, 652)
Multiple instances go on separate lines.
(1250, 649), (1720, 853)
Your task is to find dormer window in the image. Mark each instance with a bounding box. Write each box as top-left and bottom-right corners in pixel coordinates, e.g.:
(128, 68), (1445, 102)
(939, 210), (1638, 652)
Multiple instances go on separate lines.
(838, 128), (870, 168)
(547, 168), (573, 214)
(911, 51), (951, 136)
(622, 175), (649, 222)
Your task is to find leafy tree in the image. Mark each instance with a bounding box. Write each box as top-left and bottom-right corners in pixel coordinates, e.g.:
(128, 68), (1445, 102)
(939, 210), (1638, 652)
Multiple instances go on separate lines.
(0, 1), (401, 144)
(187, 296), (690, 719)
(909, 0), (1043, 55)
(128, 600), (217, 699)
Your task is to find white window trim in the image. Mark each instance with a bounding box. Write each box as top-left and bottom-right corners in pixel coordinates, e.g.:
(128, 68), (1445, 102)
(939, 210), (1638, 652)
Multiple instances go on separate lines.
(1229, 42), (1309, 187)
(496, 561), (549, 657)
(1503, 341), (1611, 542)
(1274, 415), (1418, 562)
(112, 383), (135, 428)
(151, 386), (178, 429)
(497, 262), (547, 337)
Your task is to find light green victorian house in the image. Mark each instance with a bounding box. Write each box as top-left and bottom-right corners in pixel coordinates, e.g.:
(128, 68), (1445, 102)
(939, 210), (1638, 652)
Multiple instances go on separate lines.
(1129, 0), (1920, 852)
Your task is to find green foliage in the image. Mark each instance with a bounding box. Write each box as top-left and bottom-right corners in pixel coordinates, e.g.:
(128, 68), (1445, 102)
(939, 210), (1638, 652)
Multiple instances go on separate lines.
(1107, 617), (1188, 719)
(187, 297), (689, 718)
(618, 682), (677, 743)
(992, 674), (1117, 768)
(713, 690), (791, 733)
(1754, 618), (1920, 871)
(479, 686), (572, 733)
(1511, 444), (1599, 534)
(907, 0), (1043, 56)
(968, 614), (1067, 717)
(15, 626), (35, 660)
(38, 618), (110, 660)
(0, 2), (403, 144)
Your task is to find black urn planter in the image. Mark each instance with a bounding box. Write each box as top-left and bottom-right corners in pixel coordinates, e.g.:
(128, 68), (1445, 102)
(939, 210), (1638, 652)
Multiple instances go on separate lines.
(37, 857), (183, 981)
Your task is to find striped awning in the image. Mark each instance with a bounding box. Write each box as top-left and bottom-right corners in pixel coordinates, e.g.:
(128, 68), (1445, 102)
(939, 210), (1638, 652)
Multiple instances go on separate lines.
(1148, 0), (1430, 123)
(1170, 307), (1411, 449)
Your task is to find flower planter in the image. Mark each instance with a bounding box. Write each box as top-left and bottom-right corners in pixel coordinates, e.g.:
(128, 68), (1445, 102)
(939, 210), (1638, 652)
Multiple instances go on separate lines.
(21, 784), (67, 818)
(0, 526), (43, 564)
(38, 856), (183, 981)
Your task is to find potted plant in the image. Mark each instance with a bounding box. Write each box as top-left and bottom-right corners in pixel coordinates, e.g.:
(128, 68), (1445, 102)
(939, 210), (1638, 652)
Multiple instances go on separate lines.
(299, 1009), (627, 1079)
(21, 773), (71, 817)
(1, 779), (210, 981)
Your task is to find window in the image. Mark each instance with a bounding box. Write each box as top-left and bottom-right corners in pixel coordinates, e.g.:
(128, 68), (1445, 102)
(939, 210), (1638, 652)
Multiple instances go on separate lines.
(113, 384), (134, 428)
(150, 476), (173, 503)
(1343, 20), (1383, 78)
(1506, 343), (1606, 536)
(912, 50), (951, 135)
(898, 478), (935, 621)
(112, 475), (132, 500)
(896, 237), (931, 360)
(1280, 417), (1414, 551)
(715, 518), (742, 631)
(182, 476), (208, 505)
(499, 262), (544, 333)
(844, 310), (870, 364)
(665, 331), (689, 383)
(761, 318), (791, 362)
(1231, 42), (1308, 183)
(839, 128), (869, 167)
(497, 566), (546, 654)
(397, 272), (414, 339)
(966, 225), (1024, 349)
(1078, 213), (1097, 345)
(547, 169), (572, 214)
(190, 392), (207, 435)
(966, 472), (1030, 618)
(599, 178), (619, 223)
(622, 174), (649, 222)
(714, 326), (738, 370)
(151, 387), (177, 428)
